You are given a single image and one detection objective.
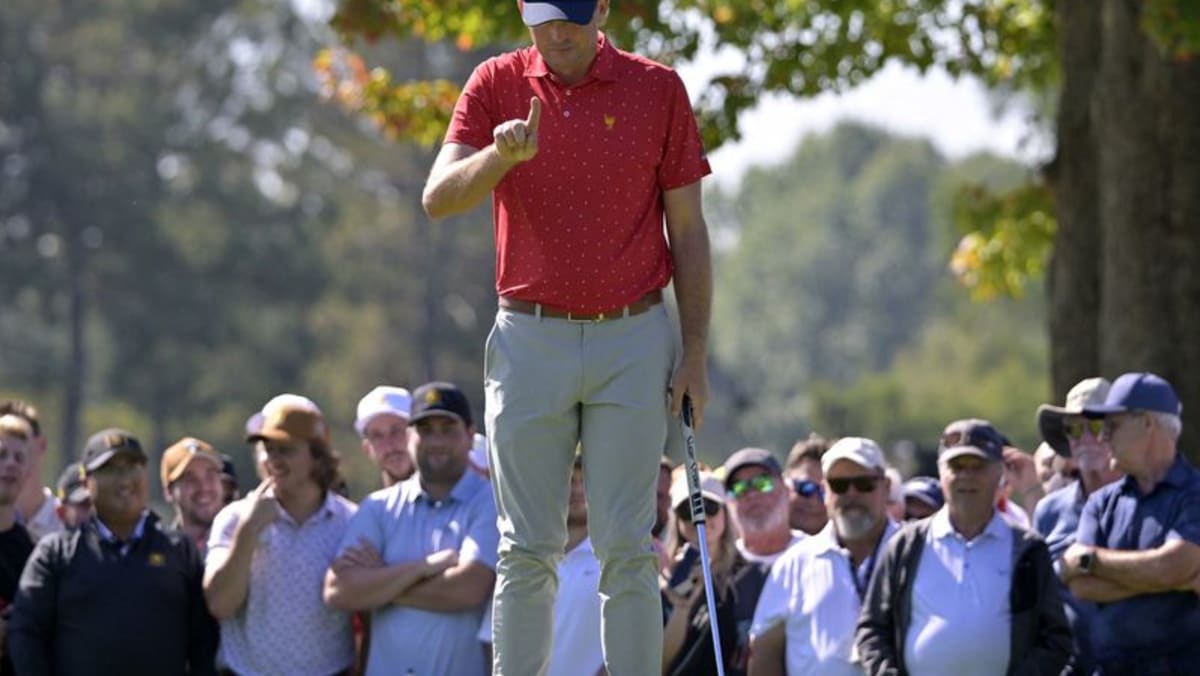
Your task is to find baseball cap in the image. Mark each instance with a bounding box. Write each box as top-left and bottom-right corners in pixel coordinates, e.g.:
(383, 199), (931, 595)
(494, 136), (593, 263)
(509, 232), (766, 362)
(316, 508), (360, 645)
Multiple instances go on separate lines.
(244, 393), (322, 437)
(247, 402), (328, 446)
(520, 0), (597, 26)
(410, 382), (473, 427)
(938, 419), (1008, 463)
(903, 476), (945, 510)
(1036, 377), (1111, 456)
(1083, 372), (1182, 416)
(721, 447), (782, 489)
(81, 428), (148, 473)
(355, 386), (412, 436)
(56, 462), (89, 505)
(821, 437), (887, 475)
(219, 454), (238, 482)
(160, 437), (224, 489)
(670, 471), (726, 510)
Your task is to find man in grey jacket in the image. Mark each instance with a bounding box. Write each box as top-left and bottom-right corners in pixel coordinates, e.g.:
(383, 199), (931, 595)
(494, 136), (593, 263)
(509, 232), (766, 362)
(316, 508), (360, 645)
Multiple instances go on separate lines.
(855, 419), (1072, 676)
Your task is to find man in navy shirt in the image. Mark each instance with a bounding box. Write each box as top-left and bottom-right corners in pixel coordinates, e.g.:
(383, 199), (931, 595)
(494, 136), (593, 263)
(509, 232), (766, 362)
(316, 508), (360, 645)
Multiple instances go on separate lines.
(1061, 372), (1200, 673)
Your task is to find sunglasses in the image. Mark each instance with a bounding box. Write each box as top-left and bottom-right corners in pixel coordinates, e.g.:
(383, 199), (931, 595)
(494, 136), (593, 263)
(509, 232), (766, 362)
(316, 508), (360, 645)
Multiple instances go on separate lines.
(1064, 417), (1105, 440)
(827, 475), (881, 495)
(727, 474), (777, 499)
(675, 498), (721, 522)
(791, 479), (823, 500)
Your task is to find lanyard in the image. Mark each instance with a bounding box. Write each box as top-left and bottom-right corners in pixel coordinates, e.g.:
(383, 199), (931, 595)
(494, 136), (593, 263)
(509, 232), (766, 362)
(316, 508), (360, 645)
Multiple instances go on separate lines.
(846, 526), (887, 602)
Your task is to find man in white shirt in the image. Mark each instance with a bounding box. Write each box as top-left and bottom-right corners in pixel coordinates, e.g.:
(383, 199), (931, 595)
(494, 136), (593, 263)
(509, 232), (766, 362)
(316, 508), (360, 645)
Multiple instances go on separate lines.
(856, 419), (1071, 675)
(749, 437), (898, 676)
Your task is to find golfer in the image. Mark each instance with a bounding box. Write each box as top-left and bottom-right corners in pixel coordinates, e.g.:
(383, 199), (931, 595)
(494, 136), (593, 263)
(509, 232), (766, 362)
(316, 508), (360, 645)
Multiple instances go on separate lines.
(422, 1), (712, 673)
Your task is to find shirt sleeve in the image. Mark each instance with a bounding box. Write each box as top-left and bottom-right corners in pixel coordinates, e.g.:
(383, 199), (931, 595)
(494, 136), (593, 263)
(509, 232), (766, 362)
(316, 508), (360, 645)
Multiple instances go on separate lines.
(206, 501), (242, 556)
(749, 550), (796, 639)
(1165, 486), (1200, 545)
(459, 488), (500, 570)
(656, 70), (711, 191)
(337, 495), (386, 557)
(444, 60), (499, 150)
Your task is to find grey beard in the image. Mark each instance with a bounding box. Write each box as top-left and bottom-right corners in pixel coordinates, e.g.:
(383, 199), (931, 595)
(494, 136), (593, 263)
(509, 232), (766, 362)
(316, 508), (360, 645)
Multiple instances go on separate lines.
(834, 507), (877, 541)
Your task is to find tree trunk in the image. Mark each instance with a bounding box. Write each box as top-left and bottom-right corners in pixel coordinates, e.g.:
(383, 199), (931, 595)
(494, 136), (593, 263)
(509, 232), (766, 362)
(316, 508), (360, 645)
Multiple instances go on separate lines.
(61, 226), (86, 465)
(1052, 0), (1200, 459)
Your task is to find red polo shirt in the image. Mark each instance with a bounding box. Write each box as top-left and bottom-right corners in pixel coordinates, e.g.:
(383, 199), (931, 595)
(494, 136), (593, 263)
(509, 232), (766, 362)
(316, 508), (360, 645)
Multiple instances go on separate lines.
(445, 35), (712, 313)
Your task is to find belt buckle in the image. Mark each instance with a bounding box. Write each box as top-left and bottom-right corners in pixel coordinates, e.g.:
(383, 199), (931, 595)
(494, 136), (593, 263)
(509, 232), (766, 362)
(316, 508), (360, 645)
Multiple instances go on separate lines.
(566, 311), (605, 323)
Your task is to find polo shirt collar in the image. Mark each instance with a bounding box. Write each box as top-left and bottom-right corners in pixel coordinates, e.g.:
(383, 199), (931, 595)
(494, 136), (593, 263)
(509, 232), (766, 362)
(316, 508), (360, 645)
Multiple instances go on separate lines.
(276, 491), (341, 527)
(524, 33), (618, 84)
(931, 507), (1007, 542)
(416, 469), (487, 505)
(94, 509), (152, 545)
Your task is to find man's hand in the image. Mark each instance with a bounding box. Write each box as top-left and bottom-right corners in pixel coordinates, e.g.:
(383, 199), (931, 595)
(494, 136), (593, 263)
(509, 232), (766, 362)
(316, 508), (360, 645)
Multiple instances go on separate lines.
(493, 97), (541, 164)
(331, 538), (385, 574)
(1002, 446), (1043, 509)
(242, 478), (279, 535)
(670, 357), (709, 429)
(423, 548), (459, 577)
(1061, 543), (1092, 581)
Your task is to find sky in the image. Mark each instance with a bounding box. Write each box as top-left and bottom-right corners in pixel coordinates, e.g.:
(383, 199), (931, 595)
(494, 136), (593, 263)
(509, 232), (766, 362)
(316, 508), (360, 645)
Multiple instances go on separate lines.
(677, 60), (1045, 190)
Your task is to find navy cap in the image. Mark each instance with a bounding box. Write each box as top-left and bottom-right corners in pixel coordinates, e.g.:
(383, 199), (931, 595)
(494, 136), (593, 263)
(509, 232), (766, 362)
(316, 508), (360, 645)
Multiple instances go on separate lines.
(722, 447), (783, 489)
(902, 476), (945, 510)
(1083, 372), (1181, 416)
(56, 462), (89, 505)
(81, 428), (148, 473)
(521, 0), (598, 26)
(938, 419), (1008, 463)
(410, 382), (473, 427)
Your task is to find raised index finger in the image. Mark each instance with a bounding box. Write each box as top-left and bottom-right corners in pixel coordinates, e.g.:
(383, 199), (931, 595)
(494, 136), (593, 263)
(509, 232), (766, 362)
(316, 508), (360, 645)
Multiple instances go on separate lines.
(526, 96), (542, 133)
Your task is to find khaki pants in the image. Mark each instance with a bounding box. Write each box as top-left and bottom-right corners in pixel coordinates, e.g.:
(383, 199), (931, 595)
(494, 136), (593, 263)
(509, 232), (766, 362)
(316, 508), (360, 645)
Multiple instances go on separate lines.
(486, 306), (674, 676)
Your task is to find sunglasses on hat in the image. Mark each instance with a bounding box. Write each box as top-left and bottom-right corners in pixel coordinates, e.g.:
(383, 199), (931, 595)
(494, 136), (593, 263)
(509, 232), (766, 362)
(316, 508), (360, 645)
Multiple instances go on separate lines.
(727, 474), (777, 499)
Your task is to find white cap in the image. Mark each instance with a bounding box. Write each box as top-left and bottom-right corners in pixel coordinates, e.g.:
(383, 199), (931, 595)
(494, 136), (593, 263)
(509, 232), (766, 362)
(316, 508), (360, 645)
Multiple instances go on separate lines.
(354, 386), (412, 436)
(469, 433), (489, 472)
(245, 393), (322, 436)
(821, 437), (887, 475)
(670, 470), (726, 509)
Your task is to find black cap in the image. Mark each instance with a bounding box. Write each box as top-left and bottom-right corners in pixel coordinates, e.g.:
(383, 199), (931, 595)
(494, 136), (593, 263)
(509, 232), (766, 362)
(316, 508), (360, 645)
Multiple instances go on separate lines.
(410, 382), (473, 427)
(722, 447), (783, 489)
(938, 419), (1008, 463)
(81, 428), (147, 473)
(219, 454), (238, 481)
(56, 462), (89, 505)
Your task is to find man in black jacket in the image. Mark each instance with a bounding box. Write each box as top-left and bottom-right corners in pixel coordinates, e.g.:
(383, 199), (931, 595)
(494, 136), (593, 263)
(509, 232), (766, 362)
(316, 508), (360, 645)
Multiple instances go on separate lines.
(8, 428), (217, 676)
(856, 419), (1072, 676)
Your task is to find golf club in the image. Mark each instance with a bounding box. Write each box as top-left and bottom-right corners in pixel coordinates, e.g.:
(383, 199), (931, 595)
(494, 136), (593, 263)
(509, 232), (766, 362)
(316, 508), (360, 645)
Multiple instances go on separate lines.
(681, 394), (726, 676)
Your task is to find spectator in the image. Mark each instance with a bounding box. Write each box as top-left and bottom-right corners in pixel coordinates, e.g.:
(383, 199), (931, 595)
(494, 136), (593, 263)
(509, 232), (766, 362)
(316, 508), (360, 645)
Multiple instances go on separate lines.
(160, 437), (224, 555)
(883, 466), (905, 523)
(323, 382), (497, 676)
(900, 477), (943, 521)
(0, 415), (36, 676)
(856, 419), (1071, 675)
(10, 429), (217, 675)
(1061, 372), (1200, 671)
(355, 386), (414, 488)
(479, 455), (603, 676)
(53, 463), (91, 530)
(662, 470), (759, 675)
(749, 437), (899, 675)
(1033, 441), (1076, 496)
(218, 455), (239, 506)
(204, 400), (357, 676)
(1032, 376), (1120, 671)
(783, 434), (830, 535)
(0, 401), (61, 541)
(654, 456), (675, 572)
(723, 448), (805, 567)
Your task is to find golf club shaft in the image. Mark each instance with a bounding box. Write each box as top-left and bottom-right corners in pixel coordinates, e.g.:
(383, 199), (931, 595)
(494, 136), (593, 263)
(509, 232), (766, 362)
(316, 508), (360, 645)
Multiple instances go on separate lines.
(681, 395), (726, 676)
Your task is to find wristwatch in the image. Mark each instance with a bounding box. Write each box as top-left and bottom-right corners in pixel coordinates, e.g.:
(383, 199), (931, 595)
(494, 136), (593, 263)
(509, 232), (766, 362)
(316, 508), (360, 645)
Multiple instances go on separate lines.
(1078, 548), (1097, 575)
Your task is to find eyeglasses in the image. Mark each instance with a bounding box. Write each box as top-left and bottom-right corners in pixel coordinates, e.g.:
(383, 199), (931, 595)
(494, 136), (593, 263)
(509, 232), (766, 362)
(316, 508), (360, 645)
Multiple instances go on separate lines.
(827, 475), (881, 495)
(1064, 417), (1105, 440)
(791, 479), (823, 500)
(675, 498), (721, 523)
(727, 475), (777, 499)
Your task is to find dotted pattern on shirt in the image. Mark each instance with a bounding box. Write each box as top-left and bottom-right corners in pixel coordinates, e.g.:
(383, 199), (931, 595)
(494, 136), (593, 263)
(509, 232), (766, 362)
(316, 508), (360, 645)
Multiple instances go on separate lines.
(446, 35), (712, 313)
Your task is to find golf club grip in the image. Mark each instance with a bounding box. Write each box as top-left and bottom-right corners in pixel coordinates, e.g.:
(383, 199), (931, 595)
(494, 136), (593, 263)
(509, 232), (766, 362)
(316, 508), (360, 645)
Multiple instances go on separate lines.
(680, 395), (706, 526)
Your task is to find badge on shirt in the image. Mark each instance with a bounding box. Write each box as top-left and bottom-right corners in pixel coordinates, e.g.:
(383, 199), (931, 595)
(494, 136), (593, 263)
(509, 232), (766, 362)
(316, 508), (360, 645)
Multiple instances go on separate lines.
(148, 552), (167, 567)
